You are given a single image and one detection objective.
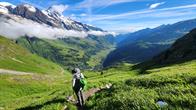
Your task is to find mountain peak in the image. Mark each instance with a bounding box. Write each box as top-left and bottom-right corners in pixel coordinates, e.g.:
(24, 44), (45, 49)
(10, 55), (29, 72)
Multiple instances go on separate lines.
(47, 6), (61, 15)
(0, 2), (113, 39)
(45, 8), (62, 20)
(18, 4), (36, 12)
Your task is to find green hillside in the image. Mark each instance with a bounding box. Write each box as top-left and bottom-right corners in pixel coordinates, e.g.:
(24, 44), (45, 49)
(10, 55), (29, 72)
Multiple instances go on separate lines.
(0, 36), (62, 74)
(85, 60), (196, 110)
(135, 28), (196, 71)
(16, 35), (115, 69)
(150, 28), (196, 65)
(0, 35), (70, 110)
(1, 59), (195, 110)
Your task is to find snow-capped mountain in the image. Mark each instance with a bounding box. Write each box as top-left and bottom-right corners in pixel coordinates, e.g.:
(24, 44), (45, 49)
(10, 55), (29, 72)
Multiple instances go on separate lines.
(0, 2), (113, 39)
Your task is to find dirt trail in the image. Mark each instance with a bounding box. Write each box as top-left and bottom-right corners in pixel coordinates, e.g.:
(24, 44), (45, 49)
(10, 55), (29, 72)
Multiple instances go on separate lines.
(0, 69), (33, 75)
(64, 83), (112, 110)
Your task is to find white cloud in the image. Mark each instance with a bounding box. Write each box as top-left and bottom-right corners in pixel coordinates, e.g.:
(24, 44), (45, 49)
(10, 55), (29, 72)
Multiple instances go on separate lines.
(88, 31), (116, 36)
(50, 4), (69, 14)
(0, 15), (88, 39)
(70, 0), (150, 25)
(0, 14), (114, 39)
(108, 25), (145, 33)
(76, 0), (148, 9)
(160, 4), (196, 11)
(81, 4), (196, 21)
(0, 2), (16, 8)
(80, 13), (87, 16)
(79, 4), (196, 33)
(149, 2), (165, 9)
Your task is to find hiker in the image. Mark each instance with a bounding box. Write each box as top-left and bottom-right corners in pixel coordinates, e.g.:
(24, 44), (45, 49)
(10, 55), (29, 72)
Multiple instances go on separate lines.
(72, 68), (85, 106)
(100, 71), (104, 75)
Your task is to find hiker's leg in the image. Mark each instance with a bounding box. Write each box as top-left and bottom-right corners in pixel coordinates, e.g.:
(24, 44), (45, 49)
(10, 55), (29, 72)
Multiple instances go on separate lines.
(79, 90), (84, 105)
(77, 91), (82, 107)
(75, 90), (81, 105)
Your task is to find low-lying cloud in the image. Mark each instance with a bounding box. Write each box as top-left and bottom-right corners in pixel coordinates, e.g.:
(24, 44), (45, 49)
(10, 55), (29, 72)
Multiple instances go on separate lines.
(0, 15), (112, 39)
(88, 30), (116, 36)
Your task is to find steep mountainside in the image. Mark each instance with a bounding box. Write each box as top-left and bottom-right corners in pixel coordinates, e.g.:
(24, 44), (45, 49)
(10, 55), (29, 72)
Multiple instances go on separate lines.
(144, 28), (196, 67)
(104, 19), (196, 67)
(103, 42), (169, 67)
(0, 35), (62, 74)
(0, 2), (106, 33)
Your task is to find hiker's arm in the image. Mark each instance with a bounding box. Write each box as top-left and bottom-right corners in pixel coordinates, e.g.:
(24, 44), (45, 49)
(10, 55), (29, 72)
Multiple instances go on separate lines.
(81, 73), (84, 79)
(72, 78), (76, 87)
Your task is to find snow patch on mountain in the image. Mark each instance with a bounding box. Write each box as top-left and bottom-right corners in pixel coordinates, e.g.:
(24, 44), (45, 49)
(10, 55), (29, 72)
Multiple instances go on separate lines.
(60, 16), (74, 25)
(0, 6), (9, 14)
(23, 4), (36, 12)
(41, 10), (53, 19)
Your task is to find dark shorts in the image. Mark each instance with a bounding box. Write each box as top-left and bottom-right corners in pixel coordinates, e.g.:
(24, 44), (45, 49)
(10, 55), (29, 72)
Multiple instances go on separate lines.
(73, 86), (81, 93)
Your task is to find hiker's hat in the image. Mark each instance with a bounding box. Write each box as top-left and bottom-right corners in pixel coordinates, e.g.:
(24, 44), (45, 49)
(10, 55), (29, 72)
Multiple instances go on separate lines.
(72, 68), (80, 74)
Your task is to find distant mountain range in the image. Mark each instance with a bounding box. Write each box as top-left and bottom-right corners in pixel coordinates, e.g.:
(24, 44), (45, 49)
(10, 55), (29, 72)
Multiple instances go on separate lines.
(103, 18), (196, 67)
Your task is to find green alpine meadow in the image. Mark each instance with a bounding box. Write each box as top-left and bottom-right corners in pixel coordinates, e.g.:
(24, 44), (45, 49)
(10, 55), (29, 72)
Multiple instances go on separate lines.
(0, 1), (196, 110)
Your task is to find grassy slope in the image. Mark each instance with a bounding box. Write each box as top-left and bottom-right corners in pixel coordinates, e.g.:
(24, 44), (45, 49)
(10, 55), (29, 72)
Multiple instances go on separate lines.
(0, 35), (117, 110)
(1, 34), (195, 109)
(0, 62), (136, 110)
(0, 72), (73, 110)
(0, 36), (62, 74)
(84, 63), (137, 89)
(17, 36), (115, 70)
(1, 59), (195, 110)
(0, 35), (71, 109)
(85, 60), (196, 110)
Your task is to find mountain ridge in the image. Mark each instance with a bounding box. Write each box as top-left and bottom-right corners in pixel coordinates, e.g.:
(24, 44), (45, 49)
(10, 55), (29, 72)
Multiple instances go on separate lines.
(0, 2), (114, 39)
(143, 28), (196, 68)
(104, 18), (196, 67)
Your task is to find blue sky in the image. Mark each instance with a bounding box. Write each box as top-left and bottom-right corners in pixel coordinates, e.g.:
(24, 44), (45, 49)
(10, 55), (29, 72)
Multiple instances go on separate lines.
(1, 0), (196, 33)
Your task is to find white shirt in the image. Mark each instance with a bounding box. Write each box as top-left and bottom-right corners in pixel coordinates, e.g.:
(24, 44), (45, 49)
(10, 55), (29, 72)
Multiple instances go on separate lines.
(72, 72), (84, 87)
